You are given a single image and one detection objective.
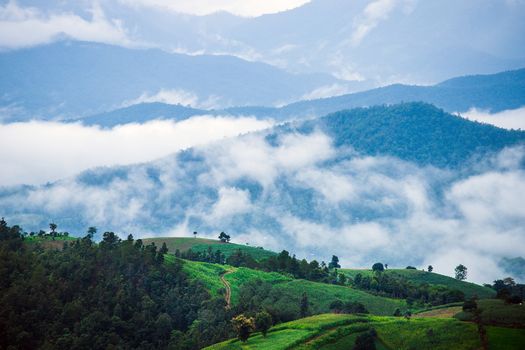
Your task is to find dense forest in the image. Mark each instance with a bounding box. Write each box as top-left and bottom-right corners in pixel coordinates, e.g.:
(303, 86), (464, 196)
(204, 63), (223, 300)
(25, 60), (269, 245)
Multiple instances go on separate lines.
(299, 102), (525, 168)
(0, 219), (235, 349)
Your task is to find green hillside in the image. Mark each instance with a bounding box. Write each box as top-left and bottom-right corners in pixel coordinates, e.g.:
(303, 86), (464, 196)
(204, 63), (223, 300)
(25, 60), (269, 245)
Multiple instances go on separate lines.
(341, 268), (496, 299)
(455, 299), (525, 327)
(178, 259), (406, 316)
(205, 313), (525, 350)
(143, 237), (277, 260)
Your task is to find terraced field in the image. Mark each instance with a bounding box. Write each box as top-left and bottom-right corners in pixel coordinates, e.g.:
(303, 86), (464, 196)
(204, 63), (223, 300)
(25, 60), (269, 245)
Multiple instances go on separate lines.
(204, 313), (525, 350)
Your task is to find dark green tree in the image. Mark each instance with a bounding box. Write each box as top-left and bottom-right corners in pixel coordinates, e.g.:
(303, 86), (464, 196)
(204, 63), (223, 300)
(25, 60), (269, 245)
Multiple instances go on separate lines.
(455, 264), (467, 281)
(255, 311), (272, 337)
(328, 255), (341, 269)
(218, 231), (231, 243)
(428, 265), (433, 272)
(300, 292), (309, 317)
(159, 242), (169, 255)
(87, 226), (97, 239)
(372, 262), (384, 272)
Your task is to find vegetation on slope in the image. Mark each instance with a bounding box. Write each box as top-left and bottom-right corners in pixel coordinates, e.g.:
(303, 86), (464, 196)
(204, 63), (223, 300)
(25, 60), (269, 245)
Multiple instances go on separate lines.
(0, 220), (244, 350)
(206, 312), (525, 350)
(143, 237), (276, 260)
(181, 260), (406, 316)
(341, 268), (496, 299)
(295, 102), (525, 168)
(455, 299), (525, 327)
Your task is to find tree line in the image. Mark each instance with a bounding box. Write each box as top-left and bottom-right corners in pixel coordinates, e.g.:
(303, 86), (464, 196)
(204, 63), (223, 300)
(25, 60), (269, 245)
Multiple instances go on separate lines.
(0, 219), (240, 349)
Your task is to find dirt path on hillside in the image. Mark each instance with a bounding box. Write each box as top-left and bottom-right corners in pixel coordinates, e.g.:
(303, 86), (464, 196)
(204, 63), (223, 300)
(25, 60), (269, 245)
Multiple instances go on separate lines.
(220, 270), (233, 309)
(415, 306), (463, 318)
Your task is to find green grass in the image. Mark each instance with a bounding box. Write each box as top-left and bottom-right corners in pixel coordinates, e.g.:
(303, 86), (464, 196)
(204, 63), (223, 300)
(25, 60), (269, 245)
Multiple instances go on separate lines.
(341, 268), (496, 299)
(205, 313), (523, 350)
(204, 314), (363, 350)
(143, 237), (276, 260)
(225, 267), (291, 304)
(181, 260), (406, 316)
(205, 328), (313, 350)
(374, 317), (481, 350)
(486, 326), (525, 350)
(179, 259), (228, 297)
(272, 279), (406, 316)
(24, 235), (78, 250)
(455, 299), (525, 327)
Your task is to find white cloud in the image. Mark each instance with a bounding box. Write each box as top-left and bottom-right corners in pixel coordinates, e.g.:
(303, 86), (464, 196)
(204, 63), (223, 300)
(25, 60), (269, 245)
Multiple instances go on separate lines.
(123, 88), (222, 109)
(350, 0), (416, 46)
(0, 116), (273, 186)
(461, 107), (525, 130)
(118, 0), (311, 17)
(300, 84), (352, 100)
(0, 1), (131, 49)
(199, 131), (335, 188)
(210, 187), (253, 220)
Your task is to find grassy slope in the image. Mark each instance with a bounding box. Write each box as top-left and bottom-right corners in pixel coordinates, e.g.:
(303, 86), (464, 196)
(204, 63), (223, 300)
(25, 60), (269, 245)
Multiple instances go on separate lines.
(455, 299), (525, 327)
(179, 259), (406, 316)
(341, 268), (496, 299)
(24, 235), (78, 250)
(143, 237), (276, 260)
(205, 313), (525, 350)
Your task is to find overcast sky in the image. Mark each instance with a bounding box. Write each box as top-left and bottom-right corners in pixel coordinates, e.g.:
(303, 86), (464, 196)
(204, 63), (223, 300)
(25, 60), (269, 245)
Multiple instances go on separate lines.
(117, 0), (312, 17)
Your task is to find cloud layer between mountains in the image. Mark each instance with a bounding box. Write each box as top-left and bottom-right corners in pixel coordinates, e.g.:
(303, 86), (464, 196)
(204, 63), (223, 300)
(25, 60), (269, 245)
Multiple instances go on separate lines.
(0, 116), (272, 186)
(1, 128), (524, 284)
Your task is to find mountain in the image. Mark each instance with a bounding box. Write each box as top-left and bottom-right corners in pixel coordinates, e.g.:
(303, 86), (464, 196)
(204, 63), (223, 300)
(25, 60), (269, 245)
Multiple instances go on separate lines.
(306, 103), (525, 167)
(277, 68), (525, 119)
(76, 103), (209, 126)
(0, 41), (338, 121)
(223, 0), (525, 83)
(1, 103), (524, 283)
(13, 0), (523, 85)
(78, 68), (525, 127)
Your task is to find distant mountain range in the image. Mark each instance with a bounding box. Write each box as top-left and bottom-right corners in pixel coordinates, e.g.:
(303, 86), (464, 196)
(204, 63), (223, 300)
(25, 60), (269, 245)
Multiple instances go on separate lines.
(77, 68), (525, 127)
(0, 41), (338, 121)
(10, 0), (524, 84)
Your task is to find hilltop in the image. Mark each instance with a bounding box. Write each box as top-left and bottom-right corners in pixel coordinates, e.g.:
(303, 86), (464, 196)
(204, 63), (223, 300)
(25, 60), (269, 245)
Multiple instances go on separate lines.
(143, 237), (276, 261)
(341, 269), (495, 300)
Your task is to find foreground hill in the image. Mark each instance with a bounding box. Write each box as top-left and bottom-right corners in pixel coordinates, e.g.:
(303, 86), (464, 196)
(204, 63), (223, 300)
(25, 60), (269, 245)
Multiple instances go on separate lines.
(143, 237), (276, 260)
(341, 269), (496, 300)
(205, 313), (525, 350)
